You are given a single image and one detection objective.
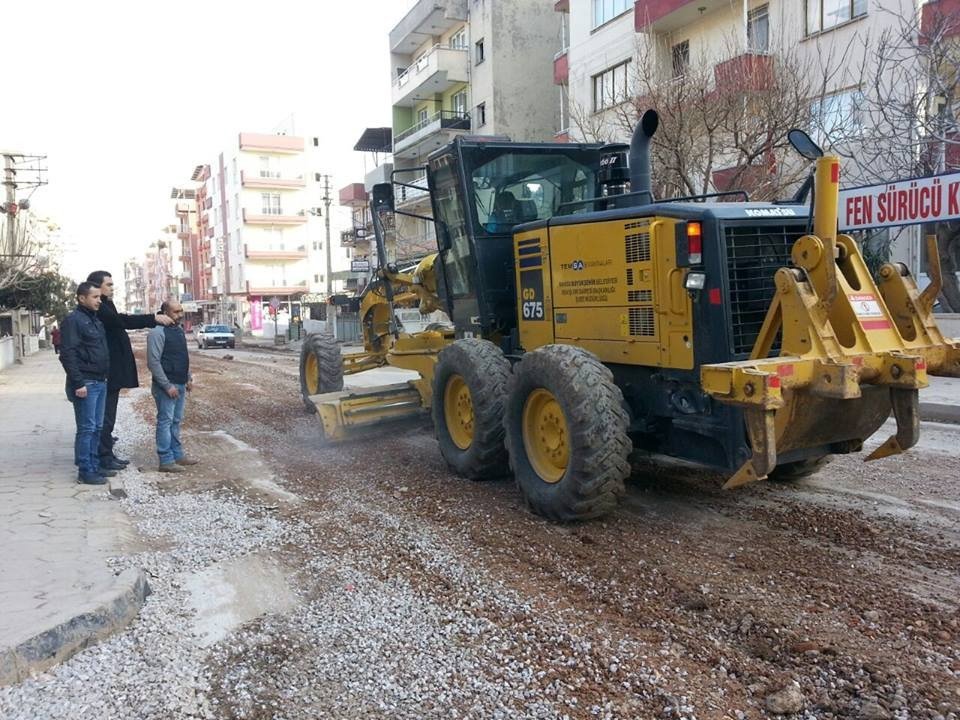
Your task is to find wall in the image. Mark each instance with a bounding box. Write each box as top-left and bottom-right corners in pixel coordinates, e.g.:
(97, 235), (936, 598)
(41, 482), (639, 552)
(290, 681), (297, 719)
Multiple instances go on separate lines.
(0, 337), (13, 372)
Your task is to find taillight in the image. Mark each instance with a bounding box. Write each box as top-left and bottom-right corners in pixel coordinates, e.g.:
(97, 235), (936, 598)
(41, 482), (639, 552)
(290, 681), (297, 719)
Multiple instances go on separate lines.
(687, 222), (703, 264)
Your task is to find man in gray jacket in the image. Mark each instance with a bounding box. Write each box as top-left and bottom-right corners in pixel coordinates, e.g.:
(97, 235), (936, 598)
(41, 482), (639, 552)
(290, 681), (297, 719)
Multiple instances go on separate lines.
(147, 299), (199, 473)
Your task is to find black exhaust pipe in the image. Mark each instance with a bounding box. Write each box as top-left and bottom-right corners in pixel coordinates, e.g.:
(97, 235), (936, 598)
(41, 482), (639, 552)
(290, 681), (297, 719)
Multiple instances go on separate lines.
(628, 109), (659, 204)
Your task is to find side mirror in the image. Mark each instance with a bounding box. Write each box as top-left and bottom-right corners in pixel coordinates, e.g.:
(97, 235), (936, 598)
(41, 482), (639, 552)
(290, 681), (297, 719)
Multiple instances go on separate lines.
(788, 129), (823, 160)
(371, 183), (394, 212)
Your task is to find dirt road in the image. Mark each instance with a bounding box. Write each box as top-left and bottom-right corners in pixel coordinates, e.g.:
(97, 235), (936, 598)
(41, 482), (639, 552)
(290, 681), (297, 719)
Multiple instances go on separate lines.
(127, 345), (960, 718)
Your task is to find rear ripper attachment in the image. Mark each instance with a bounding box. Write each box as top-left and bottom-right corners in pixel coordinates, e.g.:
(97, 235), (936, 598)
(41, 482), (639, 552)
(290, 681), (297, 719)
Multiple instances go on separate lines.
(702, 136), (960, 488)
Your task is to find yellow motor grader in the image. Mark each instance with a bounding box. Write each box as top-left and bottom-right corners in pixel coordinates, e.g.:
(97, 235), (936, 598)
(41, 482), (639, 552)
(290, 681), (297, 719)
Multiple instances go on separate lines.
(299, 111), (959, 520)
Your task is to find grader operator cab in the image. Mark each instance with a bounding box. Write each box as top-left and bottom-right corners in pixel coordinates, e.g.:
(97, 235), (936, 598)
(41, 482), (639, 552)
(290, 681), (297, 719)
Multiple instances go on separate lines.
(300, 110), (960, 521)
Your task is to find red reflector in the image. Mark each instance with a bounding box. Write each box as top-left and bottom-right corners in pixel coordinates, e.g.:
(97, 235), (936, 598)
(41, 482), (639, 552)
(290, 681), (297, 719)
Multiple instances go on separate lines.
(768, 376), (781, 389)
(917, 359), (927, 370)
(860, 319), (892, 330)
(709, 288), (722, 305)
(831, 162), (840, 183)
(777, 364), (794, 377)
(852, 356), (864, 366)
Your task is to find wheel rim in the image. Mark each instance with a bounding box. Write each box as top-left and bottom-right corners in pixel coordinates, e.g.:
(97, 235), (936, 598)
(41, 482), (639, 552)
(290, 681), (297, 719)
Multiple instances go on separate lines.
(443, 374), (474, 450)
(522, 388), (569, 483)
(304, 353), (319, 394)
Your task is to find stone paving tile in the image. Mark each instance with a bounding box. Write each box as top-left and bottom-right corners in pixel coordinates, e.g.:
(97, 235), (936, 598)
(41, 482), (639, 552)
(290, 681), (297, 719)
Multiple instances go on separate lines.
(0, 350), (141, 683)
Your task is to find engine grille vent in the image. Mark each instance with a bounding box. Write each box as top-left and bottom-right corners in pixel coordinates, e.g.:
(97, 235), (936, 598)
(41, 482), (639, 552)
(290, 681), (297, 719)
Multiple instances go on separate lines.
(628, 306), (655, 336)
(724, 224), (806, 355)
(625, 230), (651, 264)
(626, 268), (634, 286)
(628, 289), (652, 303)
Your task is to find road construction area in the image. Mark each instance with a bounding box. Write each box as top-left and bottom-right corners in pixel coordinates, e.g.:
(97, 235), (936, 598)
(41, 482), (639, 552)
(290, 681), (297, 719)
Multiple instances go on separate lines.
(2, 340), (958, 720)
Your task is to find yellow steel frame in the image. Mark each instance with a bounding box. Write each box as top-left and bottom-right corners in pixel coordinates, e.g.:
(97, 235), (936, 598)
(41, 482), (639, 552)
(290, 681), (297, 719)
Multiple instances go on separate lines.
(702, 155), (960, 488)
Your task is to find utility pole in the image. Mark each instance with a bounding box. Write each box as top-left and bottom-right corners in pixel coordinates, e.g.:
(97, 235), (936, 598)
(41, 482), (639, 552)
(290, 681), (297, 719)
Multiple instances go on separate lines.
(322, 174), (333, 296)
(3, 155), (16, 256)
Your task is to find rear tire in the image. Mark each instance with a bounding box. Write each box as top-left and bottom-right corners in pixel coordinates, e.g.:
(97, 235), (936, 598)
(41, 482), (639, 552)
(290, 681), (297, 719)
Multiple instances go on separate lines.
(299, 333), (344, 413)
(504, 345), (631, 522)
(431, 339), (510, 480)
(769, 456), (830, 482)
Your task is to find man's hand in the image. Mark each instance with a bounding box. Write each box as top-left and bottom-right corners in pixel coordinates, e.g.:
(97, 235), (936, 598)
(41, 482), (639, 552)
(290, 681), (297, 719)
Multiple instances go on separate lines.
(186, 381), (193, 392)
(166, 386), (180, 399)
(75, 386), (88, 399)
(155, 314), (174, 326)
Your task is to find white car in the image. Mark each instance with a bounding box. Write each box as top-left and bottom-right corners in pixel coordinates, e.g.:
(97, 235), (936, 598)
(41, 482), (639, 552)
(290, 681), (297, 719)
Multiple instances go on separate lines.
(196, 324), (235, 349)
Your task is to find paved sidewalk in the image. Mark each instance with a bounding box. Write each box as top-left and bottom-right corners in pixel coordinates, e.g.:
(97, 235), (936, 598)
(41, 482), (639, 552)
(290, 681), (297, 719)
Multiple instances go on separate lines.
(920, 375), (960, 424)
(0, 350), (149, 687)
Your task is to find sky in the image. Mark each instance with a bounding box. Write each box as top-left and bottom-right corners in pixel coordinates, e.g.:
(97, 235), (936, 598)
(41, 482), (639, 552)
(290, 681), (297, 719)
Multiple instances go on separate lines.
(0, 0), (409, 282)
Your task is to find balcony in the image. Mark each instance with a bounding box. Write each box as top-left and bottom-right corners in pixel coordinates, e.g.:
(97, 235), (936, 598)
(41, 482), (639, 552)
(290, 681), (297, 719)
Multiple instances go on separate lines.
(389, 0), (467, 54)
(177, 231), (196, 242)
(205, 226), (215, 238)
(240, 170), (306, 190)
(394, 110), (470, 160)
(238, 133), (304, 154)
(395, 174), (431, 208)
(245, 280), (309, 297)
(175, 202), (195, 214)
(244, 244), (309, 260)
(922, 0), (960, 40)
(242, 209), (309, 225)
(554, 51), (569, 85)
(340, 228), (371, 249)
(635, 0), (728, 32)
(392, 45), (469, 107)
(714, 53), (774, 93)
(339, 183), (368, 208)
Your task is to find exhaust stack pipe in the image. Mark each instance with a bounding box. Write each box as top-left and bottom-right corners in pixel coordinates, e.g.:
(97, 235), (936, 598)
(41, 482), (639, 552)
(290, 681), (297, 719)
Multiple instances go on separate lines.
(629, 109), (659, 204)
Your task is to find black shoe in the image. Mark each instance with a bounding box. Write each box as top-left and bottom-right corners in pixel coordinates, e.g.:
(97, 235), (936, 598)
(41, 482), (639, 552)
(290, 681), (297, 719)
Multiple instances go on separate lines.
(78, 471), (107, 485)
(100, 458), (127, 471)
(98, 468), (118, 478)
(111, 456), (130, 466)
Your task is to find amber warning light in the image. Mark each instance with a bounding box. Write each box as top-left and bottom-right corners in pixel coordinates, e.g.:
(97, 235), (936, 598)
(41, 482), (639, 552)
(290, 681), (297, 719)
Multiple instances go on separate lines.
(686, 222), (703, 264)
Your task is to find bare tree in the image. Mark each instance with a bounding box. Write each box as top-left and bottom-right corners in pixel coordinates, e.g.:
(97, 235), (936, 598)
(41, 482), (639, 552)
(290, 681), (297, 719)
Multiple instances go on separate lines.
(820, 4), (960, 309)
(0, 211), (54, 302)
(572, 33), (817, 202)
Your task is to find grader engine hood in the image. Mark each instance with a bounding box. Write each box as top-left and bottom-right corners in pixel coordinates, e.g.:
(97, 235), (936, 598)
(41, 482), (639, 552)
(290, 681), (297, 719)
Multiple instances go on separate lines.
(701, 154), (960, 488)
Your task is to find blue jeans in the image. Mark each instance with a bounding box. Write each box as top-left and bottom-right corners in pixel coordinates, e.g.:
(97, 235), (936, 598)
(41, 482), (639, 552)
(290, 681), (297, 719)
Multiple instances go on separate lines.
(72, 381), (107, 474)
(152, 383), (186, 465)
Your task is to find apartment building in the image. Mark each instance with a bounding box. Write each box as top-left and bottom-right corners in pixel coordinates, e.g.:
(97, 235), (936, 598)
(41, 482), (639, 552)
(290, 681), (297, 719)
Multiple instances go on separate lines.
(385, 0), (562, 258)
(123, 259), (145, 315)
(558, 0), (945, 270)
(189, 133), (350, 333)
(171, 187), (200, 302)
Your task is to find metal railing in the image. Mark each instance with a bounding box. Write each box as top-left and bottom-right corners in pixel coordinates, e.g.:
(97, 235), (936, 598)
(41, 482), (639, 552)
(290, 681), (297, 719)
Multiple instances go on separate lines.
(394, 111), (470, 145)
(395, 43), (468, 89)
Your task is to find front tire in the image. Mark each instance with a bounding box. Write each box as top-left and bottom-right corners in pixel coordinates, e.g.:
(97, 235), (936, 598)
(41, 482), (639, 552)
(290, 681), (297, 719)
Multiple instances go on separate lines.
(299, 333), (344, 413)
(431, 339), (510, 480)
(504, 345), (631, 522)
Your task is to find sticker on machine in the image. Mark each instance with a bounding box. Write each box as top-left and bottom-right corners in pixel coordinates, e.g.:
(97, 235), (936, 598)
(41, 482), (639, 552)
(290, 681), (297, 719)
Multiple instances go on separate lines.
(849, 294), (884, 317)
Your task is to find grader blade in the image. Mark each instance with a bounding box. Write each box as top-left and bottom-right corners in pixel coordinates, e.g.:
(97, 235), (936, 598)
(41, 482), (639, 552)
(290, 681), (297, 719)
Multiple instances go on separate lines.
(309, 382), (428, 442)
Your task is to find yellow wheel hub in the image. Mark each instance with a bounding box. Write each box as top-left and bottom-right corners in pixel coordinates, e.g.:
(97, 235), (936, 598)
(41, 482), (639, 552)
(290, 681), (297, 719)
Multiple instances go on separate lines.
(444, 374), (474, 450)
(304, 353), (319, 394)
(522, 388), (569, 483)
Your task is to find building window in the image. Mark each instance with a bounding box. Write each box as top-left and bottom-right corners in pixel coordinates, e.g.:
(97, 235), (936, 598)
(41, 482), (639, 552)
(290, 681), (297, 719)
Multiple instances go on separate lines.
(314, 274), (319, 283)
(805, 0), (867, 35)
(592, 60), (630, 112)
(475, 38), (485, 65)
(747, 5), (769, 53)
(592, 0), (631, 29)
(234, 193), (240, 219)
(671, 40), (689, 78)
(452, 89), (468, 117)
(476, 102), (487, 127)
(450, 27), (467, 49)
(811, 88), (863, 144)
(417, 107), (430, 125)
(261, 193), (282, 215)
(259, 156), (280, 179)
(313, 241), (319, 250)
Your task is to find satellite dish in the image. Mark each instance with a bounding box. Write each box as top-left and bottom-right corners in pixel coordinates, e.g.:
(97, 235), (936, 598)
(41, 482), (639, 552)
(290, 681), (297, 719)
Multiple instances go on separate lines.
(788, 129), (823, 160)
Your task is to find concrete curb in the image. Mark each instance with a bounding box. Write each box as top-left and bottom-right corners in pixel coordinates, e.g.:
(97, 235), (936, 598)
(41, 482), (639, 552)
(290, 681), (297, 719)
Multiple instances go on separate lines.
(0, 568), (152, 687)
(919, 402), (960, 425)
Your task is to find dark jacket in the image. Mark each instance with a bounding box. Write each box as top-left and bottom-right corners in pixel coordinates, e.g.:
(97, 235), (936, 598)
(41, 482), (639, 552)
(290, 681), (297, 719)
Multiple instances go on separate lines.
(97, 296), (157, 391)
(147, 325), (191, 389)
(59, 305), (109, 393)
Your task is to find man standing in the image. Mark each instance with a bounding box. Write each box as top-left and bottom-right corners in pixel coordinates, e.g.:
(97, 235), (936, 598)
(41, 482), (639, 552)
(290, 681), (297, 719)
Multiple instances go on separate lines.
(147, 299), (199, 473)
(86, 270), (172, 471)
(59, 283), (115, 484)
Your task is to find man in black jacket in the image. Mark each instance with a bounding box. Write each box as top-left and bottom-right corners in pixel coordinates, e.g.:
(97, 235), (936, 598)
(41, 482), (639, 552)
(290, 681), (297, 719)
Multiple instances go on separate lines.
(59, 282), (114, 484)
(86, 270), (172, 470)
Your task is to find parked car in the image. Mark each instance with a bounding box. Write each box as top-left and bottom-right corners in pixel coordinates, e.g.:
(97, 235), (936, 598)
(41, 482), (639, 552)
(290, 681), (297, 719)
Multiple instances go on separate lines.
(197, 324), (235, 349)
